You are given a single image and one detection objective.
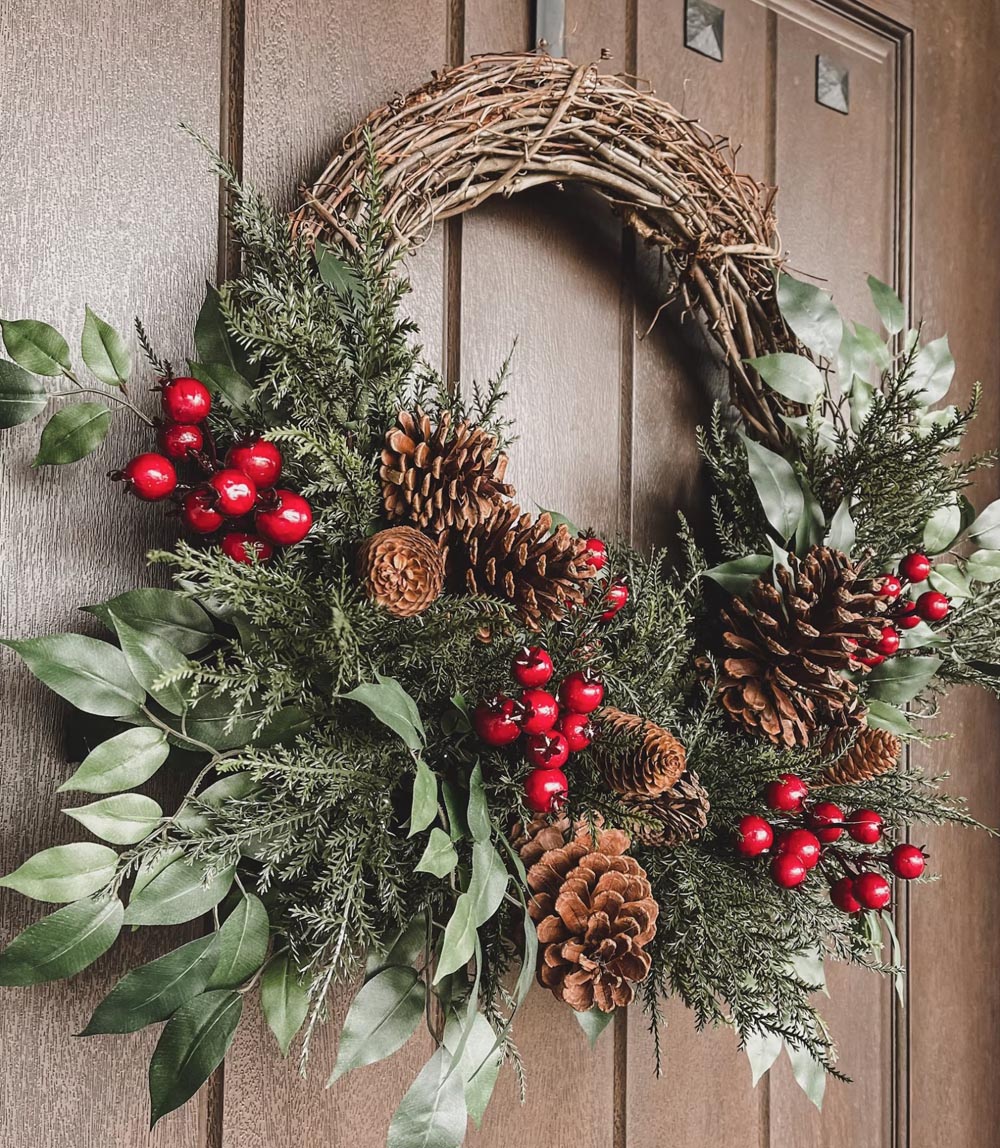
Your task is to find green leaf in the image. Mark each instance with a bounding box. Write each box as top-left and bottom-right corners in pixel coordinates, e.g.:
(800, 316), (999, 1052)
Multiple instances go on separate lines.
(928, 564), (972, 599)
(536, 504), (580, 537)
(1, 633), (144, 717)
(261, 954), (311, 1056)
(0, 896), (123, 985)
(328, 966), (426, 1084)
(149, 990), (243, 1126)
(1, 318), (71, 376)
(466, 762), (491, 844)
(853, 322), (892, 369)
(34, 402), (111, 465)
(59, 727), (169, 794)
(923, 502), (962, 554)
(705, 554), (771, 595)
(109, 612), (192, 716)
(162, 694), (309, 753)
(367, 914), (429, 979)
(208, 894), (269, 989)
(435, 843), (508, 982)
(415, 828), (459, 878)
(175, 773), (258, 834)
(865, 656), (942, 705)
(64, 794), (162, 845)
(409, 758), (438, 838)
(867, 275), (905, 335)
(0, 359), (47, 427)
(434, 897), (474, 984)
(966, 550), (1000, 584)
(0, 842), (118, 903)
(744, 1029), (783, 1086)
(81, 307), (130, 387)
(966, 500), (1000, 549)
(386, 1047), (468, 1148)
(188, 360), (253, 412)
(746, 353), (824, 405)
(795, 479), (825, 554)
(341, 679), (424, 751)
(785, 1041), (826, 1111)
(194, 283), (254, 378)
(740, 434), (805, 543)
(84, 589), (213, 654)
(81, 934), (218, 1035)
(776, 274), (843, 360)
(124, 856), (235, 926)
(825, 499), (855, 553)
(897, 619), (947, 651)
(574, 1007), (615, 1047)
(315, 243), (363, 298)
(907, 336), (955, 405)
(865, 699), (918, 737)
(849, 375), (875, 433)
(882, 911), (906, 1005)
(443, 1011), (502, 1128)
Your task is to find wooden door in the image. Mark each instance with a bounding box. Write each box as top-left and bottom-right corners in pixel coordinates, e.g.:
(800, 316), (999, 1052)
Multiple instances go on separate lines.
(2, 2), (999, 1146)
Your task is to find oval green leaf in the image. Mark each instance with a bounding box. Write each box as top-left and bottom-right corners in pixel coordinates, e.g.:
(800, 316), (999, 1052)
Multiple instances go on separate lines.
(85, 588), (214, 654)
(923, 501), (962, 554)
(0, 842), (118, 902)
(188, 360), (252, 412)
(867, 275), (905, 335)
(81, 306), (130, 387)
(386, 1047), (467, 1148)
(64, 794), (163, 845)
(124, 856), (234, 926)
(207, 894), (269, 989)
(1, 318), (71, 376)
(746, 353), (824, 405)
(409, 757), (438, 838)
(777, 274), (843, 360)
(0, 359), (47, 427)
(59, 726), (169, 794)
(966, 550), (1000, 584)
(1, 633), (144, 717)
(907, 336), (955, 406)
(740, 434), (805, 544)
(966, 499), (1000, 550)
(261, 954), (311, 1056)
(175, 773), (258, 834)
(0, 897), (123, 985)
(705, 554), (772, 595)
(415, 828), (459, 879)
(865, 655), (942, 705)
(34, 402), (111, 465)
(109, 612), (192, 716)
(328, 966), (426, 1084)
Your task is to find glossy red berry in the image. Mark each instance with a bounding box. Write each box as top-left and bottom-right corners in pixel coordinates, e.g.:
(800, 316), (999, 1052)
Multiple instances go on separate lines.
(895, 600), (921, 630)
(916, 590), (949, 622)
(255, 490), (313, 546)
(899, 552), (932, 583)
(209, 468), (257, 517)
(557, 670), (605, 714)
(518, 689), (559, 734)
(525, 731), (570, 770)
(181, 489), (225, 534)
(853, 871), (892, 910)
(583, 537), (607, 571)
(847, 808), (883, 845)
(764, 773), (809, 814)
(777, 828), (822, 870)
(524, 767), (569, 814)
(874, 626), (901, 656)
(770, 852), (807, 889)
(473, 695), (522, 747)
(161, 376), (211, 422)
(878, 574), (903, 600)
(226, 439), (283, 488)
(220, 532), (273, 565)
(889, 843), (927, 880)
(122, 453), (177, 501)
(557, 711), (594, 752)
(158, 422), (204, 460)
(512, 646), (554, 688)
(808, 801), (845, 844)
(600, 581), (628, 622)
(734, 814), (773, 857)
(830, 876), (862, 914)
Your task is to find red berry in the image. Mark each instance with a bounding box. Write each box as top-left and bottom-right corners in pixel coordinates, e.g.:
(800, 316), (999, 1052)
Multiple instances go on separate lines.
(874, 626), (900, 656)
(889, 843), (927, 880)
(161, 376), (211, 423)
(512, 646), (554, 688)
(853, 871), (892, 910)
(525, 731), (570, 770)
(735, 814), (773, 857)
(209, 468), (257, 517)
(777, 828), (822, 870)
(584, 537), (607, 571)
(220, 532), (273, 565)
(255, 490), (313, 546)
(854, 652), (885, 668)
(895, 601), (921, 630)
(473, 695), (522, 747)
(557, 711), (594, 752)
(122, 453), (177, 501)
(764, 773), (809, 814)
(808, 801), (845, 844)
(770, 852), (807, 889)
(916, 590), (949, 622)
(830, 876), (862, 914)
(557, 670), (605, 714)
(899, 552), (932, 583)
(524, 767), (569, 814)
(181, 489), (225, 534)
(600, 581), (628, 622)
(847, 808), (883, 845)
(158, 422), (204, 460)
(518, 689), (559, 734)
(226, 439), (283, 488)
(878, 574), (903, 600)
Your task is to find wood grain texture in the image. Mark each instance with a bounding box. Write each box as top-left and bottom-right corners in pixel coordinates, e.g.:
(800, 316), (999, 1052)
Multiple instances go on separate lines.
(0, 3), (221, 1146)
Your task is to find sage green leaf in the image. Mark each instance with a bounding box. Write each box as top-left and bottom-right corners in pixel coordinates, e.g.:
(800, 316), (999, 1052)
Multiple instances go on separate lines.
(0, 842), (118, 903)
(836, 326), (872, 387)
(740, 434), (805, 543)
(966, 500), (1000, 549)
(865, 656), (941, 705)
(795, 479), (826, 554)
(208, 894), (269, 989)
(1, 318), (70, 376)
(176, 773), (258, 834)
(342, 679), (424, 750)
(149, 990), (243, 1126)
(328, 966), (426, 1084)
(1, 633), (144, 717)
(852, 322), (892, 370)
(59, 726), (169, 794)
(849, 375), (875, 432)
(865, 699), (918, 737)
(415, 828), (459, 879)
(315, 243), (362, 298)
(705, 554), (771, 594)
(434, 896), (474, 984)
(786, 1041), (826, 1111)
(188, 360), (252, 412)
(64, 794), (163, 845)
(84, 589), (213, 654)
(746, 353), (824, 405)
(434, 843), (508, 982)
(81, 307), (130, 387)
(443, 1010), (502, 1128)
(0, 359), (47, 427)
(109, 612), (192, 716)
(164, 694), (309, 753)
(907, 335), (955, 405)
(781, 414), (836, 454)
(745, 1029), (783, 1086)
(409, 757), (438, 838)
(466, 762), (491, 844)
(777, 274), (843, 360)
(34, 402), (111, 465)
(261, 954), (310, 1055)
(0, 896), (123, 985)
(928, 564), (971, 599)
(131, 847), (183, 899)
(967, 550), (1000, 584)
(867, 275), (905, 335)
(898, 620), (947, 651)
(923, 501), (962, 554)
(825, 499), (855, 553)
(124, 856), (234, 926)
(194, 283), (254, 378)
(81, 934), (218, 1034)
(386, 1047), (467, 1148)
(574, 1007), (615, 1047)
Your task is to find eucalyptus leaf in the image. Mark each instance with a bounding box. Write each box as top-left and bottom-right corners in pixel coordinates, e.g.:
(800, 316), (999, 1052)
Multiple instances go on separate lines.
(1, 318), (70, 375)
(825, 499), (856, 553)
(386, 1047), (468, 1148)
(0, 842), (118, 903)
(84, 588), (213, 654)
(466, 762), (491, 844)
(849, 375), (875, 433)
(0, 896), (123, 985)
(966, 550), (1000, 584)
(927, 564), (971, 599)
(795, 479), (826, 554)
(907, 336), (955, 405)
(328, 966), (425, 1084)
(867, 275), (905, 335)
(175, 773), (258, 834)
(188, 360), (253, 412)
(341, 679), (424, 751)
(574, 1006), (615, 1047)
(208, 894), (269, 989)
(81, 307), (130, 387)
(409, 757), (438, 837)
(109, 612), (192, 716)
(124, 856), (234, 926)
(865, 656), (941, 705)
(415, 828), (459, 878)
(59, 726), (170, 794)
(776, 274), (843, 360)
(0, 359), (47, 427)
(1, 633), (144, 717)
(744, 1029), (783, 1086)
(443, 1010), (502, 1128)
(741, 434), (804, 543)
(746, 353), (824, 405)
(194, 282), (255, 378)
(785, 1041), (826, 1111)
(367, 914), (429, 980)
(882, 912), (906, 1005)
(34, 402), (111, 465)
(705, 554), (771, 594)
(966, 500), (1000, 549)
(435, 842), (509, 982)
(64, 794), (162, 845)
(865, 700), (917, 737)
(923, 502), (962, 554)
(261, 953), (311, 1055)
(852, 322), (892, 369)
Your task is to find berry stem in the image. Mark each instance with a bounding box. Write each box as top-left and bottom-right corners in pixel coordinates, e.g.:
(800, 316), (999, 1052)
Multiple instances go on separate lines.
(58, 366), (156, 426)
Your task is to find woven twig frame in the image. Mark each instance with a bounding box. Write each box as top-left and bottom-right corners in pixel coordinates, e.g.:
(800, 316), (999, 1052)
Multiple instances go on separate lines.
(292, 52), (798, 448)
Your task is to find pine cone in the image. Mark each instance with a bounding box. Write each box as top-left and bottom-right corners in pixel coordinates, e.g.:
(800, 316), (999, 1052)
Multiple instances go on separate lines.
(598, 707), (686, 797)
(380, 408), (514, 541)
(820, 726), (901, 785)
(451, 504), (596, 629)
(712, 546), (886, 748)
(356, 526), (446, 617)
(527, 827), (657, 1012)
(624, 772), (710, 847)
(510, 815), (572, 867)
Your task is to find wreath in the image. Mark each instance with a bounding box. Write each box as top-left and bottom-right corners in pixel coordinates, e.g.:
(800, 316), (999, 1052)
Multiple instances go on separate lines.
(0, 52), (996, 1141)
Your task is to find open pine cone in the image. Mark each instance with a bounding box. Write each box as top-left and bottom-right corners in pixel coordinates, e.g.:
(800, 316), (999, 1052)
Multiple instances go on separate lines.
(597, 707), (686, 797)
(526, 827), (657, 1012)
(820, 726), (901, 785)
(356, 526), (446, 617)
(624, 772), (710, 847)
(712, 546), (886, 748)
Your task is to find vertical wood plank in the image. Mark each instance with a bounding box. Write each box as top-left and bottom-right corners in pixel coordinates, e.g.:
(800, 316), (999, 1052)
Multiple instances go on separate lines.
(0, 3), (222, 1146)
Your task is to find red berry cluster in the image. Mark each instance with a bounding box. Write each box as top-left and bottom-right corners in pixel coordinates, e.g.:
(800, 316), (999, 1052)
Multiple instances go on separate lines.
(582, 537), (630, 622)
(735, 773), (928, 913)
(113, 377), (313, 563)
(858, 551), (950, 668)
(473, 646), (606, 815)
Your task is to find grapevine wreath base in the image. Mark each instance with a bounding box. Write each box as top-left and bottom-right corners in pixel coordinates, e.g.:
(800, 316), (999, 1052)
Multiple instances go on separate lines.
(1, 52), (998, 1145)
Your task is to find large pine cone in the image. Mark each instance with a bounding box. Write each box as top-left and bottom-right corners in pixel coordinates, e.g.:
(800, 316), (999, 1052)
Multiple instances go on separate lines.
(624, 772), (710, 847)
(526, 827), (657, 1012)
(820, 726), (901, 786)
(380, 408), (514, 542)
(714, 546), (886, 748)
(451, 504), (596, 629)
(356, 526), (446, 617)
(598, 707), (686, 797)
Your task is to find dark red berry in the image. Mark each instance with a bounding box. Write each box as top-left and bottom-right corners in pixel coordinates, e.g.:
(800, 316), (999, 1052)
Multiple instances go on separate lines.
(874, 626), (900, 656)
(158, 422), (204, 460)
(899, 552), (932, 583)
(226, 439), (283, 488)
(770, 852), (807, 889)
(473, 695), (522, 747)
(735, 814), (773, 857)
(122, 453), (177, 501)
(853, 871), (892, 910)
(830, 876), (862, 914)
(557, 670), (605, 714)
(889, 843), (927, 880)
(600, 581), (628, 622)
(878, 574), (903, 600)
(209, 468), (257, 517)
(512, 646), (554, 688)
(557, 711), (593, 752)
(764, 773), (809, 814)
(895, 600), (922, 630)
(524, 767), (569, 814)
(220, 532), (273, 565)
(808, 801), (845, 844)
(525, 731), (570, 770)
(161, 376), (211, 422)
(518, 689), (559, 734)
(916, 590), (949, 622)
(847, 808), (883, 845)
(777, 828), (822, 870)
(583, 537), (607, 571)
(255, 490), (313, 546)
(181, 489), (224, 534)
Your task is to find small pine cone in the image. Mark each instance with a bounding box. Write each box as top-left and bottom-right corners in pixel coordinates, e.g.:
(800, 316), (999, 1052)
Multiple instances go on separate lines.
(380, 408), (514, 541)
(527, 827), (658, 1012)
(820, 726), (901, 786)
(625, 771), (710, 847)
(356, 526), (446, 617)
(509, 814), (571, 867)
(597, 707), (686, 797)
